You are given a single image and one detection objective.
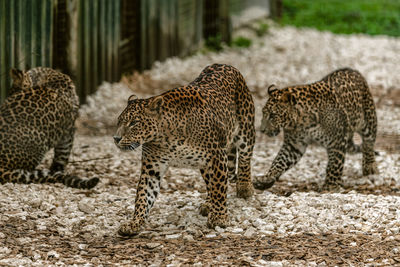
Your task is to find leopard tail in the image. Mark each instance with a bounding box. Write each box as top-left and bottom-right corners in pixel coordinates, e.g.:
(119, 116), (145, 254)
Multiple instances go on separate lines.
(0, 168), (99, 189)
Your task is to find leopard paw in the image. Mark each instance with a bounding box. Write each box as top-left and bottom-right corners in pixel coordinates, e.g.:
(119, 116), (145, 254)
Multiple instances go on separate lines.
(363, 162), (378, 176)
(320, 181), (343, 192)
(207, 212), (228, 229)
(253, 175), (276, 190)
(117, 220), (142, 237)
(199, 202), (211, 216)
(228, 174), (237, 183)
(236, 181), (254, 199)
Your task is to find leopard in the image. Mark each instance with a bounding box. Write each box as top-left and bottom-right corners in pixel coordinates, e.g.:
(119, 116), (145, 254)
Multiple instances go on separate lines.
(0, 67), (99, 189)
(114, 63), (255, 236)
(253, 68), (378, 191)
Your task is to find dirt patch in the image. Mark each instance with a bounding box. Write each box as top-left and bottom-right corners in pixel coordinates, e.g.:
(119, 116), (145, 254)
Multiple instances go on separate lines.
(1, 218), (398, 266)
(376, 133), (400, 153)
(265, 180), (400, 198)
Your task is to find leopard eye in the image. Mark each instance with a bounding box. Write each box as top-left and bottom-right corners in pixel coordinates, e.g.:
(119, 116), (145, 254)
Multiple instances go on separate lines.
(129, 120), (138, 127)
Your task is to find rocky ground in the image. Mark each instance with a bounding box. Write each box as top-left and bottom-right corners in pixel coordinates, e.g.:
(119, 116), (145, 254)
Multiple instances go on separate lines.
(1, 25), (400, 266)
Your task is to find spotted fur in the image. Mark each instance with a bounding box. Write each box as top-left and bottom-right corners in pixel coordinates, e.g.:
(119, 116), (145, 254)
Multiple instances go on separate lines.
(114, 64), (255, 236)
(0, 67), (99, 189)
(254, 68), (378, 190)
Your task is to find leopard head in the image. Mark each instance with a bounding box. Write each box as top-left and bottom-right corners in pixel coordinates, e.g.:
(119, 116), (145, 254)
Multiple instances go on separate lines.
(114, 94), (164, 151)
(260, 85), (298, 137)
(10, 67), (58, 94)
(10, 68), (33, 94)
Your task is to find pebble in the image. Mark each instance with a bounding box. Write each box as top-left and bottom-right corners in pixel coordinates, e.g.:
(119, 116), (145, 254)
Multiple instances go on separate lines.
(205, 233), (217, 238)
(78, 200), (95, 214)
(244, 227), (256, 238)
(47, 251), (59, 259)
(183, 234), (195, 242)
(231, 228), (244, 233)
(165, 234), (181, 239)
(215, 226), (225, 233)
(146, 243), (162, 249)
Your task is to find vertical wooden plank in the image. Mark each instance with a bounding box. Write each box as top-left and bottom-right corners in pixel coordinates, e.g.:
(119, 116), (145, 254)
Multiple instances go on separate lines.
(113, 0), (120, 82)
(25, 0), (32, 68)
(0, 0), (7, 100)
(17, 0), (24, 69)
(140, 0), (148, 70)
(31, 0), (38, 67)
(43, 0), (53, 67)
(9, 0), (16, 70)
(85, 0), (95, 94)
(77, 0), (84, 101)
(171, 0), (178, 56)
(5, 0), (12, 96)
(83, 1), (93, 98)
(99, 0), (106, 84)
(158, 0), (168, 60)
(91, 0), (98, 93)
(120, 0), (141, 73)
(195, 0), (203, 47)
(106, 0), (110, 80)
(109, 0), (114, 81)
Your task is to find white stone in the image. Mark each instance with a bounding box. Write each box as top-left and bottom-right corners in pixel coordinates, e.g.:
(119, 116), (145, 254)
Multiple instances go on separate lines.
(244, 227), (256, 238)
(146, 243), (162, 249)
(231, 228), (244, 233)
(78, 200), (95, 213)
(165, 233), (181, 239)
(46, 251), (59, 259)
(183, 234), (195, 242)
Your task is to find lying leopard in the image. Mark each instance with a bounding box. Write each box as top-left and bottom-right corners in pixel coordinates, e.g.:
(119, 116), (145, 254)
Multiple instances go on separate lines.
(114, 63), (255, 236)
(253, 68), (378, 190)
(0, 67), (99, 189)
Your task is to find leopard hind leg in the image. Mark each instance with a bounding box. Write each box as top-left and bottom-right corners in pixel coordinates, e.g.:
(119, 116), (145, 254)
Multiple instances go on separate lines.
(360, 96), (378, 176)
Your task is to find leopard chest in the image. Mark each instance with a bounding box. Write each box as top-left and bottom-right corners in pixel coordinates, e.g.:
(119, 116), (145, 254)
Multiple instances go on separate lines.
(164, 144), (209, 168)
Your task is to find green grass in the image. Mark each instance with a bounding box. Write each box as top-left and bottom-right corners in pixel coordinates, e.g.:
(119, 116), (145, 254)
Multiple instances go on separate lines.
(281, 0), (400, 37)
(230, 36), (252, 48)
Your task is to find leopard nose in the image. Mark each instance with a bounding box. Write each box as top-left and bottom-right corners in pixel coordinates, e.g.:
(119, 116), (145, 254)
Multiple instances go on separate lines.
(113, 136), (122, 144)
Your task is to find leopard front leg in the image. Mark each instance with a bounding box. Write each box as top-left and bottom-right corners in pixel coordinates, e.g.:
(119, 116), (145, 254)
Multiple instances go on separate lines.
(360, 88), (378, 176)
(200, 151), (229, 229)
(118, 160), (168, 237)
(254, 136), (307, 190)
(235, 131), (255, 199)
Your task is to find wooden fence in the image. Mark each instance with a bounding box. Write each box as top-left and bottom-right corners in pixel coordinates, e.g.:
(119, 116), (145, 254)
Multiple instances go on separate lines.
(0, 0), (270, 103)
(0, 0), (53, 100)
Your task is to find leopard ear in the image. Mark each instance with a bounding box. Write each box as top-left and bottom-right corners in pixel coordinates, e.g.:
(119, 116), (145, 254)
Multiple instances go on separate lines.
(267, 84), (278, 94)
(281, 92), (296, 105)
(10, 68), (24, 86)
(148, 95), (163, 114)
(128, 94), (138, 103)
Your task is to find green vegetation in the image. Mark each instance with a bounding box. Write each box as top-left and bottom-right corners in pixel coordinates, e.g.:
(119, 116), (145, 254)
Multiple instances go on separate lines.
(205, 34), (253, 51)
(230, 36), (252, 48)
(205, 34), (223, 51)
(256, 22), (270, 36)
(281, 0), (400, 37)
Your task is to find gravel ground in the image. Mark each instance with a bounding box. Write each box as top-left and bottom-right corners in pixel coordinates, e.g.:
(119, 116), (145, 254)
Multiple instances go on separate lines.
(1, 25), (400, 266)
